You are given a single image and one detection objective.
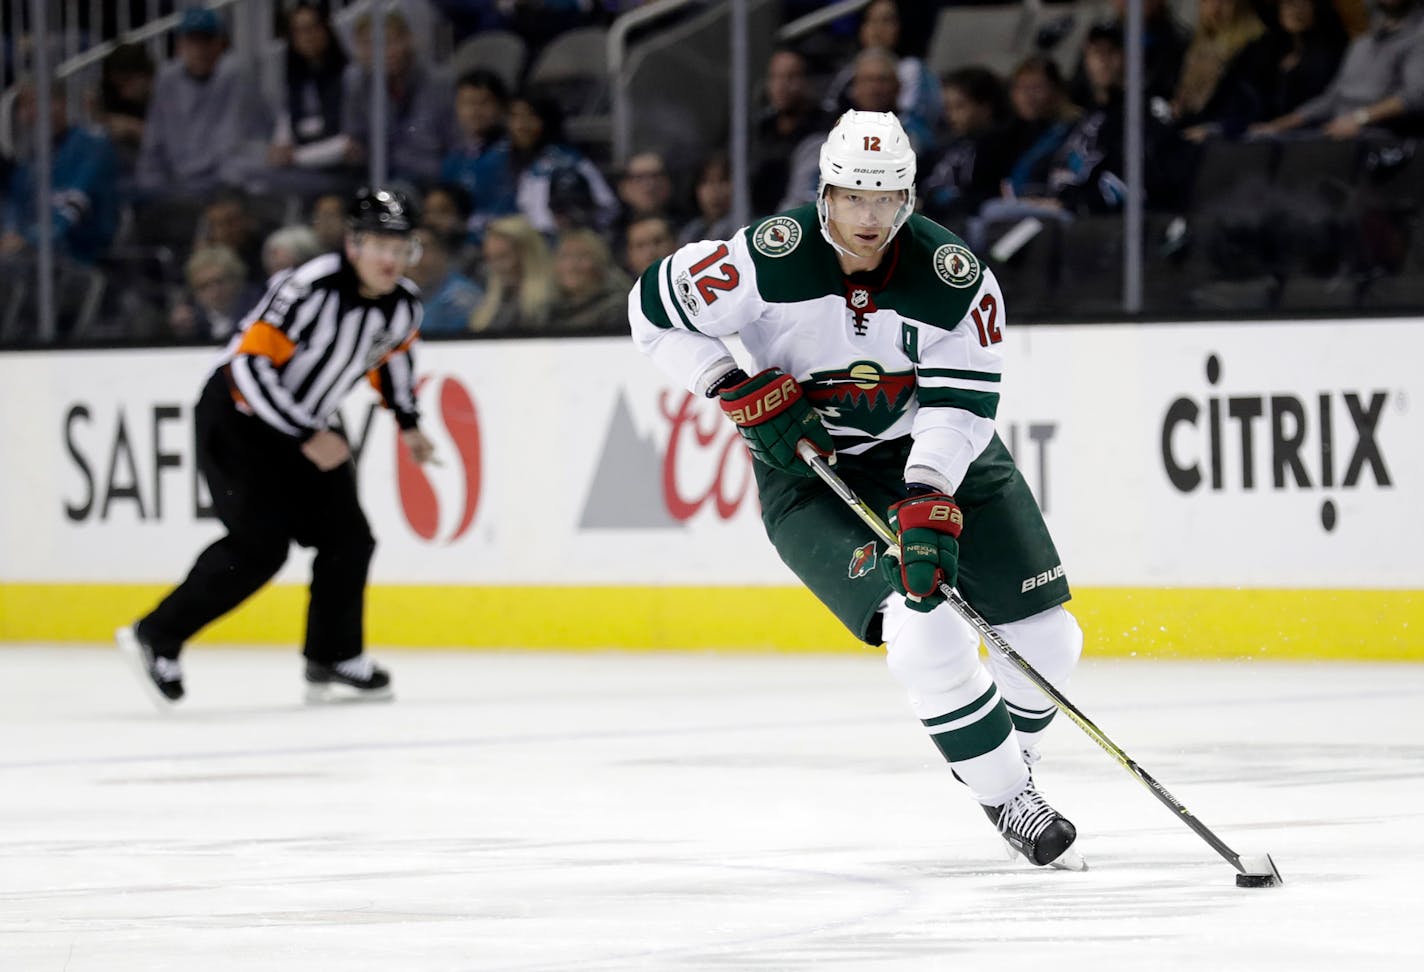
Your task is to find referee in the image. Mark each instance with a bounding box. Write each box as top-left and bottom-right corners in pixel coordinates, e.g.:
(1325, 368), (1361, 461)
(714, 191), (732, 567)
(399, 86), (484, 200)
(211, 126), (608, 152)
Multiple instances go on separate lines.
(117, 186), (436, 706)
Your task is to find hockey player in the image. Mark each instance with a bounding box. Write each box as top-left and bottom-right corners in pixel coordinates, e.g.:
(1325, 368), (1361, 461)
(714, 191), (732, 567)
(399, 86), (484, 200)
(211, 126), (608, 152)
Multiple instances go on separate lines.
(629, 110), (1085, 869)
(117, 186), (436, 706)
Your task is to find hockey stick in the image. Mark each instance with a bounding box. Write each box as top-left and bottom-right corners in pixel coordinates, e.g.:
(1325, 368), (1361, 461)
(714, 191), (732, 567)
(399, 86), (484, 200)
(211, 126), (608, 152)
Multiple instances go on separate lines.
(795, 442), (1283, 887)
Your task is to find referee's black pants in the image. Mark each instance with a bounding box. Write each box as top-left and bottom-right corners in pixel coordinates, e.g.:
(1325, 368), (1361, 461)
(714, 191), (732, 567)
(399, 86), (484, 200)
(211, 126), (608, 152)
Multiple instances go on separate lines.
(141, 372), (375, 664)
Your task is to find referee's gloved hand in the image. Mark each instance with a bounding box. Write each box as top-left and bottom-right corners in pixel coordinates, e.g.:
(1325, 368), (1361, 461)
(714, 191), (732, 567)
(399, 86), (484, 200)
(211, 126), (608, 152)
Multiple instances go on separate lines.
(302, 429), (352, 471)
(881, 490), (962, 612)
(717, 367), (834, 477)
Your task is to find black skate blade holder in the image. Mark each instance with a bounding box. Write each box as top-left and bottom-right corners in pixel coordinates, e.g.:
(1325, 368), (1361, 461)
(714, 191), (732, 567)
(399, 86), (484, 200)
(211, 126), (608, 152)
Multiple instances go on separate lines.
(796, 444), (1286, 889)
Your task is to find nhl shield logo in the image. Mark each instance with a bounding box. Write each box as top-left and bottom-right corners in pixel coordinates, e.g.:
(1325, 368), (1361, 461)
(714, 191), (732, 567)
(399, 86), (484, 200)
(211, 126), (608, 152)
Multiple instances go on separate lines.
(849, 288), (870, 309)
(847, 540), (878, 579)
(933, 243), (980, 288)
(752, 216), (802, 258)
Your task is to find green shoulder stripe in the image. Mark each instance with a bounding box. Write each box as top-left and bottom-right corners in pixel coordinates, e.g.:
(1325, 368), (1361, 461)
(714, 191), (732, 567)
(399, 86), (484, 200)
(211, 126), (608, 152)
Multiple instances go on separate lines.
(745, 206), (843, 304)
(638, 260), (674, 330)
(878, 215), (984, 333)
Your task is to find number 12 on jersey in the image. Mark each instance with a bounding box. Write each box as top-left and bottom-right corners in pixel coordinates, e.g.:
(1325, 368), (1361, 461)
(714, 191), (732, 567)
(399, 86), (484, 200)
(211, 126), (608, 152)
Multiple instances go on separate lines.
(971, 293), (1001, 347)
(688, 243), (741, 304)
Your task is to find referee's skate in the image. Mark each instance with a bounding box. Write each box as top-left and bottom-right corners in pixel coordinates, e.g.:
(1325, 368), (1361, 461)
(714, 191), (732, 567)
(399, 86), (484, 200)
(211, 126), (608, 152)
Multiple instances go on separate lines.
(304, 655), (394, 704)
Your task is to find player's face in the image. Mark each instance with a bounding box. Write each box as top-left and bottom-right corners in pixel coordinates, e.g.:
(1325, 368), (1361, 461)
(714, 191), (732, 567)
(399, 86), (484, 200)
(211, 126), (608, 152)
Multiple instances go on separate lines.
(824, 186), (907, 257)
(346, 231), (419, 296)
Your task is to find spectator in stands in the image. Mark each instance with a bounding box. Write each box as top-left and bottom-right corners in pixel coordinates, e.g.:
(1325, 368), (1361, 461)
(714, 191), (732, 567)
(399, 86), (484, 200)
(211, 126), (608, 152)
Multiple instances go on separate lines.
(780, 48), (931, 209)
(1250, 0), (1424, 138)
(1002, 55), (1081, 200)
(407, 226), (483, 336)
(616, 151), (678, 229)
(623, 213), (676, 278)
(981, 22), (1184, 227)
(135, 8), (270, 199)
(421, 182), (481, 274)
(195, 188), (265, 285)
(469, 215), (554, 332)
(1070, 0), (1189, 108)
(93, 42), (154, 189)
(342, 8), (453, 185)
(261, 225), (323, 281)
(266, 0), (354, 194)
(550, 229), (631, 333)
(167, 243), (262, 342)
(750, 45), (830, 216)
(920, 67), (1019, 227)
(849, 48), (931, 148)
(821, 0), (941, 146)
(1049, 23), (1186, 213)
(441, 69), (517, 236)
(506, 93), (619, 236)
(422, 182), (473, 243)
(1169, 0), (1267, 140)
(678, 151), (736, 245)
(0, 78), (119, 266)
(309, 191), (346, 251)
(1233, 0), (1348, 132)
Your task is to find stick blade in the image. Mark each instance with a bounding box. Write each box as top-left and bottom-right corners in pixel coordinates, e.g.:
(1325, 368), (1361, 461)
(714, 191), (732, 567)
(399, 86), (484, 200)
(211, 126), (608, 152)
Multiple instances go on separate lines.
(1235, 853), (1284, 888)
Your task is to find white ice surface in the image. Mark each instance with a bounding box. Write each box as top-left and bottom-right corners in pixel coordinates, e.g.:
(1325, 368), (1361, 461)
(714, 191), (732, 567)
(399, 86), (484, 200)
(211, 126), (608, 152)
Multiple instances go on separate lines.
(1, 647), (1420, 971)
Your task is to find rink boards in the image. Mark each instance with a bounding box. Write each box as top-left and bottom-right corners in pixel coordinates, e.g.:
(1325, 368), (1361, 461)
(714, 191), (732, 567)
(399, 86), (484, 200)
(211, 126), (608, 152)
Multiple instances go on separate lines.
(0, 319), (1419, 659)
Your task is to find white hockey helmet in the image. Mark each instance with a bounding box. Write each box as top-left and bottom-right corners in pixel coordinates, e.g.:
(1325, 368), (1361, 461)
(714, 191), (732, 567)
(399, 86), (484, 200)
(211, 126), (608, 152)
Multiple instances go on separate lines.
(816, 109), (917, 254)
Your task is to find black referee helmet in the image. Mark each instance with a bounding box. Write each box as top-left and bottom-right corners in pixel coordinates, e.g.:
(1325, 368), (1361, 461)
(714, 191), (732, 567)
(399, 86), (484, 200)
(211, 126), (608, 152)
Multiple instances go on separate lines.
(347, 186), (417, 235)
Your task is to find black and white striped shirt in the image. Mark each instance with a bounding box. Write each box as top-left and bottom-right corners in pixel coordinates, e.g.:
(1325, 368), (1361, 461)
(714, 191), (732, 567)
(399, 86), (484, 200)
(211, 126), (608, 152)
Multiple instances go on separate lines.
(215, 252), (423, 439)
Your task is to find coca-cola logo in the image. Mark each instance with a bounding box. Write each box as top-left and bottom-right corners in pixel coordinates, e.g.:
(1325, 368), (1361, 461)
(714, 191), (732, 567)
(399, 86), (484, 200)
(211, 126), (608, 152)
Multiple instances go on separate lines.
(397, 375), (481, 543)
(579, 388), (756, 529)
(660, 390), (753, 521)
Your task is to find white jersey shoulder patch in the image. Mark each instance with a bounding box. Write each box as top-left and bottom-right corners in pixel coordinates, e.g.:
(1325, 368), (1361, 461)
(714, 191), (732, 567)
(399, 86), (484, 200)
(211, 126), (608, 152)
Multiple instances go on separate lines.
(932, 242), (980, 289)
(752, 216), (803, 258)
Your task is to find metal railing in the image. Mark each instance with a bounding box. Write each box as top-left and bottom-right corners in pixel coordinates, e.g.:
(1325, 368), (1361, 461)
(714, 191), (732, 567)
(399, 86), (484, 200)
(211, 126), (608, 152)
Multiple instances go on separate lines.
(609, 0), (698, 167)
(776, 0), (870, 41)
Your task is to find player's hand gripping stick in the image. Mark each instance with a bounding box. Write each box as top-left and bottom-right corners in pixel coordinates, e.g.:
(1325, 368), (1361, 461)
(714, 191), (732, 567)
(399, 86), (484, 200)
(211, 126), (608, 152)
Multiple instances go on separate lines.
(718, 368), (835, 478)
(884, 492), (962, 612)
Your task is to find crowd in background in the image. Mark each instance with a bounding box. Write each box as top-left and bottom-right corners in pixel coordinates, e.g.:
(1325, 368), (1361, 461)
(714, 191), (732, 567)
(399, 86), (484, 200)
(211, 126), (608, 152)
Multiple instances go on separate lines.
(2, 0), (1423, 344)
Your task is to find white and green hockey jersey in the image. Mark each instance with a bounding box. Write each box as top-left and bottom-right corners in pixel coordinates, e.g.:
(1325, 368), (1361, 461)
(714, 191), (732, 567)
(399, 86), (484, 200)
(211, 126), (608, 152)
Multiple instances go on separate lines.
(628, 204), (1007, 495)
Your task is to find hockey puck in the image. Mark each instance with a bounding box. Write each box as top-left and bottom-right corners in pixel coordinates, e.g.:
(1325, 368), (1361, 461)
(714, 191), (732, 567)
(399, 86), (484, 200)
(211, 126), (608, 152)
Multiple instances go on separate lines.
(1235, 872), (1280, 888)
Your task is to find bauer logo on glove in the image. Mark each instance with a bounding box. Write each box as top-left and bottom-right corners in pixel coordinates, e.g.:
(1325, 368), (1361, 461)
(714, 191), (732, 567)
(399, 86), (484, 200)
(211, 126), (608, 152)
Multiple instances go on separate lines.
(718, 367), (835, 478)
(722, 374), (799, 425)
(881, 491), (963, 612)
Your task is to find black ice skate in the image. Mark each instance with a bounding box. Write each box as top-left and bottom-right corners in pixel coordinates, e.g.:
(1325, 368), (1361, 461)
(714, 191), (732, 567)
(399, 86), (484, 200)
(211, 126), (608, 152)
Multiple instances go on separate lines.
(115, 624), (184, 708)
(304, 655), (394, 704)
(984, 781), (1086, 871)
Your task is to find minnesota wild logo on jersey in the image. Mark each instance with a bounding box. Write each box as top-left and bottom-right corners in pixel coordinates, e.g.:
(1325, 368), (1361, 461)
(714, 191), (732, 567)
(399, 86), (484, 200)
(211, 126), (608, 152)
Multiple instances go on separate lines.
(805, 360), (916, 437)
